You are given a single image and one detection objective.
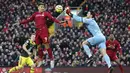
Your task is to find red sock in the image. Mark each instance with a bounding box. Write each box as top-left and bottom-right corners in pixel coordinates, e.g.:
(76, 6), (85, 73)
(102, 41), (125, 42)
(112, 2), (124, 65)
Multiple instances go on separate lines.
(47, 48), (54, 60)
(119, 64), (124, 73)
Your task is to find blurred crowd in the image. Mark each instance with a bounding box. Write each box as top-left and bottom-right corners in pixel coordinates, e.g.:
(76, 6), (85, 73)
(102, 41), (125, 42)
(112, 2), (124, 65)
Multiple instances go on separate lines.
(0, 0), (130, 67)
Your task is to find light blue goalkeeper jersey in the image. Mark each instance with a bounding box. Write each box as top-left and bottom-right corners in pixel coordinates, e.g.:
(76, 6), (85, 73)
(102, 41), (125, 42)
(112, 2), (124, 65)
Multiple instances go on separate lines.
(73, 15), (103, 36)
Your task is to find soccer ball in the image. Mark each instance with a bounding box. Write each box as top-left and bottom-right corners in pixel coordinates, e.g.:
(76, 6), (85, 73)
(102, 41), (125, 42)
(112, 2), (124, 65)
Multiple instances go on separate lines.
(55, 5), (63, 13)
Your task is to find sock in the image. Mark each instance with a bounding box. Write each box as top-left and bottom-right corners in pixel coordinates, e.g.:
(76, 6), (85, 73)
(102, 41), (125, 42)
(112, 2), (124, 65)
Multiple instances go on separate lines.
(47, 48), (54, 60)
(119, 64), (124, 73)
(37, 61), (42, 67)
(9, 66), (19, 73)
(50, 60), (54, 69)
(103, 54), (111, 68)
(83, 44), (92, 58)
(30, 67), (34, 73)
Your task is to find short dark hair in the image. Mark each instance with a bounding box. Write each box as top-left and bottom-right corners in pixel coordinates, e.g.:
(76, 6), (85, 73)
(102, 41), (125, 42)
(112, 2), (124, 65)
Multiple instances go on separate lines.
(90, 10), (95, 18)
(31, 32), (35, 36)
(37, 2), (44, 6)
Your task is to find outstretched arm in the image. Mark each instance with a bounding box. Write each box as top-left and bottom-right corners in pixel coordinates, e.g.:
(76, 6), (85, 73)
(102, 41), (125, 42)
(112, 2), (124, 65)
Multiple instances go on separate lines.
(45, 12), (60, 24)
(66, 8), (90, 24)
(20, 13), (36, 24)
(73, 15), (90, 24)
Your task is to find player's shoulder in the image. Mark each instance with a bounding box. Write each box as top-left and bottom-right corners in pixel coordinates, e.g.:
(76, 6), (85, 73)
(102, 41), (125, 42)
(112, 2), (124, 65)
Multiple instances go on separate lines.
(106, 40), (110, 42)
(114, 40), (120, 44)
(26, 39), (30, 43)
(44, 11), (50, 14)
(24, 39), (30, 45)
(34, 12), (39, 14)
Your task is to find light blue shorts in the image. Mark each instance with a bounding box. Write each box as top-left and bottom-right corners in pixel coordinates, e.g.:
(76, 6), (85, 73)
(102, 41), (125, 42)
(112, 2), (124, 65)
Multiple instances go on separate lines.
(87, 34), (106, 49)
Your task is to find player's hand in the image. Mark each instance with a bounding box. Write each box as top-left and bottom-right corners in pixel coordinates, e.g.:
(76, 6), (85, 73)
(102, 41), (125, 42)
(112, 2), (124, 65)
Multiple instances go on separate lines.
(34, 56), (38, 60)
(108, 45), (115, 49)
(60, 21), (65, 24)
(66, 8), (71, 15)
(65, 7), (72, 17)
(28, 52), (32, 56)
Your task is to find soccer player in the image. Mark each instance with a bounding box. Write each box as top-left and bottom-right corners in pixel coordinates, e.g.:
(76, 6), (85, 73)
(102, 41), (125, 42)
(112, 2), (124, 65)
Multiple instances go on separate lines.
(8, 33), (37, 73)
(20, 2), (63, 68)
(66, 9), (113, 73)
(106, 34), (124, 73)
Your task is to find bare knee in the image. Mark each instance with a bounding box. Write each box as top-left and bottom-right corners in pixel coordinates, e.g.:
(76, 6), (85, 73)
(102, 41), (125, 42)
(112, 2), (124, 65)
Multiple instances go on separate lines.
(100, 49), (107, 56)
(82, 41), (89, 46)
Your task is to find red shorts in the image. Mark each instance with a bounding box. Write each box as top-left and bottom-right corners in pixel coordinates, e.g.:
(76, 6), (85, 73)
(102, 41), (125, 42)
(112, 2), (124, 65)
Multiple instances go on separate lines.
(107, 51), (118, 61)
(35, 28), (49, 45)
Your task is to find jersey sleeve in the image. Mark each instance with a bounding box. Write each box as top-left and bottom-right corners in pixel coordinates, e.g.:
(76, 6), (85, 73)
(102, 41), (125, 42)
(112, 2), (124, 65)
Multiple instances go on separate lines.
(45, 12), (60, 23)
(20, 12), (36, 24)
(23, 40), (29, 46)
(73, 15), (91, 24)
(116, 40), (122, 54)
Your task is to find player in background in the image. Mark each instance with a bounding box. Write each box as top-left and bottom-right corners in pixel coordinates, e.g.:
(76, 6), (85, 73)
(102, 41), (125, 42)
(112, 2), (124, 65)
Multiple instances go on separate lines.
(106, 34), (124, 73)
(8, 33), (37, 73)
(66, 8), (113, 73)
(20, 2), (64, 68)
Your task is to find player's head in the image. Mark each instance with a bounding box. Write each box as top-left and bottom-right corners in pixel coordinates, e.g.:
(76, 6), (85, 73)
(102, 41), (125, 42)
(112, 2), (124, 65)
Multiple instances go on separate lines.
(37, 2), (44, 12)
(30, 33), (35, 41)
(109, 34), (115, 41)
(87, 11), (95, 18)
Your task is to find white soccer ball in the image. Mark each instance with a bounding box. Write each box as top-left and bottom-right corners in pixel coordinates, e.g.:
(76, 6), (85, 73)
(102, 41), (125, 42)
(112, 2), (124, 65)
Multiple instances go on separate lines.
(55, 5), (63, 13)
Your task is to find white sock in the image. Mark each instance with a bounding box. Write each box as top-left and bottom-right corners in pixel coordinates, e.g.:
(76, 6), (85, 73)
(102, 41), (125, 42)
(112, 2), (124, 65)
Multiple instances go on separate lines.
(50, 60), (54, 69)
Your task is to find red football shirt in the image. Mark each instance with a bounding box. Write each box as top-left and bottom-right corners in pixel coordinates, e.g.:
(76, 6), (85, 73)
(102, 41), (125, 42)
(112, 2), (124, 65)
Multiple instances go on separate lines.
(106, 40), (122, 55)
(20, 11), (60, 29)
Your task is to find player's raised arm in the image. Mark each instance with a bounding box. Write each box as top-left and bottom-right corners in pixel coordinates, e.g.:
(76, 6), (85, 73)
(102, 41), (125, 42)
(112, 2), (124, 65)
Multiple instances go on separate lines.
(20, 13), (36, 24)
(66, 8), (91, 24)
(73, 15), (91, 24)
(45, 12), (60, 23)
(45, 12), (65, 24)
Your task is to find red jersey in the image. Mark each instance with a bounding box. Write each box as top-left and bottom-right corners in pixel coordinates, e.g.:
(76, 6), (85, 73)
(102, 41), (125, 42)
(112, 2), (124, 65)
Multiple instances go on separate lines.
(106, 40), (122, 55)
(20, 11), (60, 29)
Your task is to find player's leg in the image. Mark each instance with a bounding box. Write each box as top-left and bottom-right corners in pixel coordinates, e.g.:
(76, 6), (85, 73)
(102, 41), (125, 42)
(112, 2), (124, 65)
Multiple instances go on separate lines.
(98, 43), (113, 73)
(114, 58), (124, 73)
(41, 35), (54, 68)
(8, 56), (25, 73)
(35, 33), (45, 67)
(35, 52), (44, 67)
(82, 40), (92, 58)
(44, 43), (54, 60)
(40, 30), (53, 60)
(99, 48), (112, 68)
(44, 42), (54, 69)
(40, 30), (54, 68)
(27, 57), (35, 73)
(82, 35), (105, 58)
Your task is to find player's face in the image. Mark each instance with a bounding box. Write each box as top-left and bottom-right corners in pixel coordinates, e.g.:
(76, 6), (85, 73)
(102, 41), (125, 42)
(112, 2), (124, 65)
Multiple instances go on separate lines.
(109, 34), (114, 41)
(87, 12), (92, 18)
(38, 5), (44, 12)
(31, 34), (35, 41)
